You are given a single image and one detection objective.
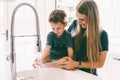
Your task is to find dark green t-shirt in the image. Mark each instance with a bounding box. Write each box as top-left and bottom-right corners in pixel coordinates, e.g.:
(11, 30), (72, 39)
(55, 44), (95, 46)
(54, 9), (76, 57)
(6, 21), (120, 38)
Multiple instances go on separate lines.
(68, 20), (109, 75)
(47, 30), (73, 60)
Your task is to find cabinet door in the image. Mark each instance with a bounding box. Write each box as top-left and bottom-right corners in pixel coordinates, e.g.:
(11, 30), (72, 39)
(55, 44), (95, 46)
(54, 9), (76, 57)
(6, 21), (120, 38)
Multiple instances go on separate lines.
(0, 2), (11, 80)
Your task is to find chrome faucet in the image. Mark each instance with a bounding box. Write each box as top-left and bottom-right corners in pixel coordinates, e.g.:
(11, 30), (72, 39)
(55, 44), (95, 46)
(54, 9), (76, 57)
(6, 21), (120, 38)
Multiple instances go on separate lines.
(10, 3), (41, 80)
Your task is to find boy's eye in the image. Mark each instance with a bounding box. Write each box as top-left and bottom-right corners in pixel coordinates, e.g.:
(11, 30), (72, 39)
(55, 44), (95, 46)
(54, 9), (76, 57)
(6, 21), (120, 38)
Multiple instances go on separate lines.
(57, 28), (60, 30)
(52, 28), (55, 30)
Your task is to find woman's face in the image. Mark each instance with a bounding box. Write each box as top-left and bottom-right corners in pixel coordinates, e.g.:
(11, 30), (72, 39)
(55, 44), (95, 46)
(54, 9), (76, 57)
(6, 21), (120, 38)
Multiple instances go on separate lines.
(76, 11), (87, 28)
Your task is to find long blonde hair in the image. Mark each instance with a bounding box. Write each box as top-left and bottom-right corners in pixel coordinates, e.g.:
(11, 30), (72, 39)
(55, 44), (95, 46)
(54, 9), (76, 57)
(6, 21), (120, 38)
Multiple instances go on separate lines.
(76, 0), (101, 70)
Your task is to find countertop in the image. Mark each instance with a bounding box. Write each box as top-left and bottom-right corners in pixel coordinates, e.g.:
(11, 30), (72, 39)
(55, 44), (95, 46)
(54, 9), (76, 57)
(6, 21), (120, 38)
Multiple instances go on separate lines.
(17, 67), (103, 80)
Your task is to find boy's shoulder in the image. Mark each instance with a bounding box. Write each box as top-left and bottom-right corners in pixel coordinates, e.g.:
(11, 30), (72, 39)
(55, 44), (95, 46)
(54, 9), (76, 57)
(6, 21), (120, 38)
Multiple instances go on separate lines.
(48, 31), (54, 35)
(47, 31), (55, 38)
(64, 30), (71, 35)
(64, 30), (72, 38)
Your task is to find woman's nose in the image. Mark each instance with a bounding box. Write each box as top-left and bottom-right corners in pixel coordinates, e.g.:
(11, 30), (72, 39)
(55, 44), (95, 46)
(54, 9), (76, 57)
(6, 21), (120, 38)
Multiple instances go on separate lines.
(78, 20), (82, 24)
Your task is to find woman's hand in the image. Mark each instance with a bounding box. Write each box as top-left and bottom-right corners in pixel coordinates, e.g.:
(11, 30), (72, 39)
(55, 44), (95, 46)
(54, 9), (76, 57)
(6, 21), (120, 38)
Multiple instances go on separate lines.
(57, 57), (79, 70)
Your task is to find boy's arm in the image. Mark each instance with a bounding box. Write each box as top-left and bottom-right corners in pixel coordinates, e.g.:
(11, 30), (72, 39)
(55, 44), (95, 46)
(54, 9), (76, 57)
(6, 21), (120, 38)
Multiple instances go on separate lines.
(40, 45), (51, 63)
(33, 45), (51, 68)
(68, 47), (74, 59)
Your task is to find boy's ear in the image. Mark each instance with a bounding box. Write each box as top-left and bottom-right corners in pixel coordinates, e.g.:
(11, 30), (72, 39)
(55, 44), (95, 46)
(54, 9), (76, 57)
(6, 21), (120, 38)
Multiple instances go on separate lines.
(64, 22), (68, 27)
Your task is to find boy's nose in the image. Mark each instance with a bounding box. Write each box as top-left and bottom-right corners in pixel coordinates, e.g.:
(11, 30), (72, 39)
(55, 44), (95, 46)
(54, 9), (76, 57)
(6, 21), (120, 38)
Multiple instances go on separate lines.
(54, 30), (58, 34)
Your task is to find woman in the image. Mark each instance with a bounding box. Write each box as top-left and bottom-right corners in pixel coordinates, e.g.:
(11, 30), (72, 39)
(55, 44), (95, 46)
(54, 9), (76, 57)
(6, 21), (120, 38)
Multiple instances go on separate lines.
(58, 0), (109, 75)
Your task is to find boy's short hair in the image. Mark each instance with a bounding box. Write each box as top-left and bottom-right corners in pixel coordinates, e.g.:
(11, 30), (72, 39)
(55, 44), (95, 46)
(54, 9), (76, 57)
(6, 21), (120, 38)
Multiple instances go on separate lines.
(49, 9), (66, 24)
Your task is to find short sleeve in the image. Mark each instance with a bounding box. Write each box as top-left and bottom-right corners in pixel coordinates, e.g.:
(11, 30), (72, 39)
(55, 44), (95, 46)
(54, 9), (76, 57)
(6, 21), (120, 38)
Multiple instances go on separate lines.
(46, 32), (53, 46)
(100, 30), (109, 51)
(66, 32), (74, 48)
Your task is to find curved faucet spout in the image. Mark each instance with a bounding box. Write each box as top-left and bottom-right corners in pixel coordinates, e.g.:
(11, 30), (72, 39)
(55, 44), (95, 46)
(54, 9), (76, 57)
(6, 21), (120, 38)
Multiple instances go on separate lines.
(10, 3), (41, 80)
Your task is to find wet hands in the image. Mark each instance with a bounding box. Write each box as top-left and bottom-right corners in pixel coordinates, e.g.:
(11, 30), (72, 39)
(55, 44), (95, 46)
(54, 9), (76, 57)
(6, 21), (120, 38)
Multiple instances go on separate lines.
(57, 57), (79, 70)
(32, 58), (42, 68)
(32, 57), (79, 70)
(32, 58), (67, 68)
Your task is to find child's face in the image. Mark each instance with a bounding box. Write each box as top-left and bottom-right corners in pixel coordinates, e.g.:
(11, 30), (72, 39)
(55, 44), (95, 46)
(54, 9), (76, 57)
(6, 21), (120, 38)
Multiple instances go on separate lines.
(49, 22), (66, 37)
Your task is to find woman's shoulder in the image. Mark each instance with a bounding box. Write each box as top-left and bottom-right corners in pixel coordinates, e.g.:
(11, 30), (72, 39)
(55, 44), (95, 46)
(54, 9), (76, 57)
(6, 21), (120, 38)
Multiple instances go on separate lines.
(71, 19), (77, 24)
(100, 29), (109, 51)
(68, 20), (77, 32)
(100, 29), (108, 37)
(100, 29), (108, 43)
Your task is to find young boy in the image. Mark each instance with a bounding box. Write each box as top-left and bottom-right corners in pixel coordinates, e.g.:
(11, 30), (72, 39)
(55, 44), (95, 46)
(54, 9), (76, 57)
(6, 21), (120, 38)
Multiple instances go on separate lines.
(33, 9), (74, 67)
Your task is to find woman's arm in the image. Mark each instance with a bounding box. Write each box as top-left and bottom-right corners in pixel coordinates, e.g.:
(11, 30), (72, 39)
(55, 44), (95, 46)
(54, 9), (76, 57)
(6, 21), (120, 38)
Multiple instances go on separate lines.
(81, 51), (107, 68)
(58, 51), (107, 69)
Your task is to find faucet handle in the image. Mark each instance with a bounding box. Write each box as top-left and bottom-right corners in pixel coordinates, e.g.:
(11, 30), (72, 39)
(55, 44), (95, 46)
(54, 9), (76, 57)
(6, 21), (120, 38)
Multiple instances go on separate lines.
(6, 55), (10, 61)
(37, 40), (42, 52)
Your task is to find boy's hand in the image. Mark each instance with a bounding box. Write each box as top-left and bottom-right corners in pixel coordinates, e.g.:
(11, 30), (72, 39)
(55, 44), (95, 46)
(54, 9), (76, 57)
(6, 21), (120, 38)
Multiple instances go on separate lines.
(32, 58), (41, 68)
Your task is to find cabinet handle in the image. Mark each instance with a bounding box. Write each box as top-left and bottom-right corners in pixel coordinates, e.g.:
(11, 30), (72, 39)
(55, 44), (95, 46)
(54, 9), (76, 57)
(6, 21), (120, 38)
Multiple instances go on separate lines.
(113, 57), (120, 61)
(6, 30), (8, 41)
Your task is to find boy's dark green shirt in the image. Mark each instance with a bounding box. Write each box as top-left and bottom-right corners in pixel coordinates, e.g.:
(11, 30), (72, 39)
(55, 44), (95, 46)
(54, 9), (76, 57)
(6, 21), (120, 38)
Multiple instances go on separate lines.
(47, 30), (73, 60)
